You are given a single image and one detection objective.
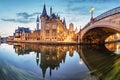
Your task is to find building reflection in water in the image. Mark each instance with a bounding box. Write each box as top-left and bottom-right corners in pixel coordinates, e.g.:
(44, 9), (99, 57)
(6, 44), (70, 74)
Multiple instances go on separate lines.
(13, 43), (80, 78)
(81, 44), (120, 80)
(9, 42), (120, 80)
(105, 42), (120, 54)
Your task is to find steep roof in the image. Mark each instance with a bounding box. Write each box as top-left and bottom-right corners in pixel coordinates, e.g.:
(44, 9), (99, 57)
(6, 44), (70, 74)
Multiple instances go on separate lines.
(41, 4), (48, 17)
(16, 27), (30, 33)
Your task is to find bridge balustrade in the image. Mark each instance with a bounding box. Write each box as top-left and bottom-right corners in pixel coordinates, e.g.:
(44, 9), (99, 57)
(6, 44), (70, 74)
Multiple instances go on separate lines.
(95, 7), (120, 21)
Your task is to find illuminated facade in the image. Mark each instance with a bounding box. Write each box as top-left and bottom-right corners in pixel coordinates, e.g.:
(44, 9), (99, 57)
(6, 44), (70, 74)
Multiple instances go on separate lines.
(13, 4), (78, 42)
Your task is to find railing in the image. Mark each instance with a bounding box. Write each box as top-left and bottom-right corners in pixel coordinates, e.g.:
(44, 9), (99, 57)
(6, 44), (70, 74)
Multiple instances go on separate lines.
(82, 6), (120, 30)
(94, 6), (120, 21)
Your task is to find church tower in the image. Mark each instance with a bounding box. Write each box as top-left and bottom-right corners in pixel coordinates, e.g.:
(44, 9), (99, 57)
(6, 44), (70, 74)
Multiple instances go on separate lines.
(50, 7), (52, 18)
(36, 16), (39, 30)
(40, 4), (48, 30)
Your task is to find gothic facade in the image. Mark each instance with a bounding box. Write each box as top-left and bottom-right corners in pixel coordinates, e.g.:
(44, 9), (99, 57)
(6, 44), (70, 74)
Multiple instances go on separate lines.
(13, 4), (78, 42)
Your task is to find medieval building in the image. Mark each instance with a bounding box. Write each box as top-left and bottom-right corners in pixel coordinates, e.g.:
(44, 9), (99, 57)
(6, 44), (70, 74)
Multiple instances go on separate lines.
(13, 4), (78, 42)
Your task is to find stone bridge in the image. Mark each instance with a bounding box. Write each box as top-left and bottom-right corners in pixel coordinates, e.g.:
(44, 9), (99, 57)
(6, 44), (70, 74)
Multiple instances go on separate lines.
(78, 7), (120, 44)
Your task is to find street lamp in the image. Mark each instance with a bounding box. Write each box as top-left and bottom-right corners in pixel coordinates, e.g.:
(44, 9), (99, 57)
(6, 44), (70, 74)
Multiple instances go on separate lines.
(89, 7), (94, 23)
(89, 7), (94, 18)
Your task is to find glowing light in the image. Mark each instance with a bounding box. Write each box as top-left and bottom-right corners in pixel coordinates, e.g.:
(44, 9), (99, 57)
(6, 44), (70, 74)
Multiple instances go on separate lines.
(31, 30), (34, 33)
(36, 57), (39, 60)
(64, 36), (71, 42)
(116, 33), (119, 38)
(79, 59), (83, 64)
(89, 7), (94, 13)
(115, 44), (119, 54)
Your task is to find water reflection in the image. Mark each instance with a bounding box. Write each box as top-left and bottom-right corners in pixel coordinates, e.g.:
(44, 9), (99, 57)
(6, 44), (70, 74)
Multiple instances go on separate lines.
(81, 44), (120, 80)
(1, 42), (120, 80)
(13, 43), (80, 78)
(105, 42), (120, 54)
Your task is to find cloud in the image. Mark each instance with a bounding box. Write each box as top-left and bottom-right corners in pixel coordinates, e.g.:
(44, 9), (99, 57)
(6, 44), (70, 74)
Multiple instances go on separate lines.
(1, 18), (35, 23)
(16, 12), (41, 19)
(66, 0), (120, 16)
(1, 12), (41, 23)
(68, 0), (120, 3)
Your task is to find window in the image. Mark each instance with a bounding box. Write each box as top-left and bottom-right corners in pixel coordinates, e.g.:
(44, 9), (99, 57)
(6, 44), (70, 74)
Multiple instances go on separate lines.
(46, 30), (49, 36)
(52, 29), (56, 36)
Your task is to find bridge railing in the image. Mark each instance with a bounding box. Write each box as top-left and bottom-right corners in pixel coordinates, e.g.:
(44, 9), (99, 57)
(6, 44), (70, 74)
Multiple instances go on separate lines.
(94, 6), (120, 21)
(82, 6), (120, 31)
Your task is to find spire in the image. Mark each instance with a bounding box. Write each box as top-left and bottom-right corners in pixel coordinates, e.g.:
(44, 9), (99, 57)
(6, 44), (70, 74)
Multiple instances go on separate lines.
(36, 15), (39, 22)
(41, 67), (47, 78)
(75, 27), (78, 33)
(63, 18), (65, 23)
(36, 16), (39, 30)
(63, 18), (67, 29)
(50, 6), (52, 17)
(41, 4), (47, 17)
(50, 68), (52, 77)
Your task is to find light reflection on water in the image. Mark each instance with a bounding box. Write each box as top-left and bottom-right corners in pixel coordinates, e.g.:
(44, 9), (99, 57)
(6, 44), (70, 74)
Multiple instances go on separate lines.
(0, 42), (120, 80)
(105, 42), (120, 54)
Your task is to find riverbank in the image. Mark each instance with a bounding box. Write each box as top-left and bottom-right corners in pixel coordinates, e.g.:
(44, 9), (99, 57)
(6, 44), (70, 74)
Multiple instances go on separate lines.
(105, 40), (120, 44)
(8, 40), (120, 45)
(7, 40), (79, 45)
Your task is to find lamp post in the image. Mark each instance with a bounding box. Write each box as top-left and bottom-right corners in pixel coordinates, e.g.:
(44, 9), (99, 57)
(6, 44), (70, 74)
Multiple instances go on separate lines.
(89, 7), (94, 23)
(89, 7), (94, 18)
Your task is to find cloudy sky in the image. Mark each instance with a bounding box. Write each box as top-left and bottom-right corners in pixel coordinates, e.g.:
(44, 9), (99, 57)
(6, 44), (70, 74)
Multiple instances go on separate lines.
(0, 0), (120, 37)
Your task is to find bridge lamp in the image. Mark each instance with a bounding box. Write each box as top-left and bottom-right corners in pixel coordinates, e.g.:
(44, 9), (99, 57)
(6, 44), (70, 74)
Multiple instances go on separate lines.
(89, 7), (94, 18)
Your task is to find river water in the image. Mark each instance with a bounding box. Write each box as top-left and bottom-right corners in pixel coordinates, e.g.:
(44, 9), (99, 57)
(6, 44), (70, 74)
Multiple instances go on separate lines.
(0, 42), (120, 80)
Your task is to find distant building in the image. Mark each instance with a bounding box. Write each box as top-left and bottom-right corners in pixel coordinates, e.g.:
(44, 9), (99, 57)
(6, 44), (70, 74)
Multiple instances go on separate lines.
(105, 33), (120, 42)
(7, 36), (14, 41)
(0, 37), (7, 42)
(14, 27), (30, 40)
(13, 4), (78, 42)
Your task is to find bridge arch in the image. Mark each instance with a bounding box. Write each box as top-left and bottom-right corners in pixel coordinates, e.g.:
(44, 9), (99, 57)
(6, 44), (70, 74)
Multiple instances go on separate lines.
(81, 22), (120, 44)
(79, 7), (120, 44)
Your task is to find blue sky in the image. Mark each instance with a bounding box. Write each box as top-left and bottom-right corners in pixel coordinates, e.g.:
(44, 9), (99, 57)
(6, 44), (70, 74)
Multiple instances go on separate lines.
(0, 0), (120, 37)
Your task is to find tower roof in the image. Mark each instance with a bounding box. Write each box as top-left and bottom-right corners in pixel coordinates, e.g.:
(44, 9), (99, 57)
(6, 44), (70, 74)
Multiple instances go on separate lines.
(63, 18), (67, 29)
(41, 4), (47, 17)
(36, 16), (39, 22)
(18, 27), (30, 33)
(63, 18), (66, 25)
(51, 13), (57, 19)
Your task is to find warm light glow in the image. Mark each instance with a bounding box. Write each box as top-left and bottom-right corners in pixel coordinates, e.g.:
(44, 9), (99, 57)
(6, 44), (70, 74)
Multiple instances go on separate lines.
(105, 33), (120, 42)
(105, 43), (120, 54)
(64, 35), (72, 42)
(116, 33), (119, 38)
(89, 7), (94, 13)
(79, 59), (83, 64)
(31, 30), (34, 33)
(115, 44), (120, 54)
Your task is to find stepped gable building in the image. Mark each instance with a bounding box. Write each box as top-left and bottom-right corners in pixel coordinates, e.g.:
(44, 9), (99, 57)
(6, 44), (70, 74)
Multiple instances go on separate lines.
(13, 4), (78, 42)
